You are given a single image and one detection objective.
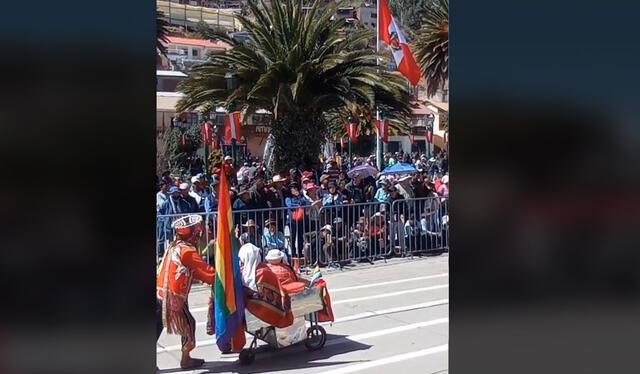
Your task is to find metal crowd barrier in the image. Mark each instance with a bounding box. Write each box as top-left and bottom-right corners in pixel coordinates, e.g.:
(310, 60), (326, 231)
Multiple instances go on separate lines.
(156, 197), (449, 270)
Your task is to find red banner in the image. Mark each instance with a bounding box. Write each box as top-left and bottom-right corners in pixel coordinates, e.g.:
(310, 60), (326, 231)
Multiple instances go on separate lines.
(425, 129), (433, 144)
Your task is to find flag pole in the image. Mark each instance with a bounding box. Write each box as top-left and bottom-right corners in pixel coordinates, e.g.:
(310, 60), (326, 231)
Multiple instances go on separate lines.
(375, 0), (383, 171)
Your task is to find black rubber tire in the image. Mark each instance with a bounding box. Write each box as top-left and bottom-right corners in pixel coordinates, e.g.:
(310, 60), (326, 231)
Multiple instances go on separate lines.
(305, 325), (327, 351)
(239, 349), (255, 365)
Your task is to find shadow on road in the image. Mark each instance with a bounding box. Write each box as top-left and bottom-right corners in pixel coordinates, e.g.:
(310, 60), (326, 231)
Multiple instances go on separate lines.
(159, 333), (372, 374)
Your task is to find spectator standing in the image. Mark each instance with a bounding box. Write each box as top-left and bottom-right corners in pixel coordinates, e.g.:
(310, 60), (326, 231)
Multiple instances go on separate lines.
(325, 161), (341, 183)
(438, 175), (449, 197)
(317, 174), (330, 200)
(285, 182), (310, 260)
(156, 182), (169, 212)
(374, 179), (391, 203)
(179, 183), (201, 212)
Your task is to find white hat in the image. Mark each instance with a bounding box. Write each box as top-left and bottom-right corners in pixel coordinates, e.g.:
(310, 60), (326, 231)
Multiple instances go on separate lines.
(224, 155), (232, 161)
(265, 249), (285, 263)
(333, 217), (343, 224)
(179, 182), (190, 190)
(190, 176), (201, 183)
(442, 175), (449, 184)
(321, 224), (333, 232)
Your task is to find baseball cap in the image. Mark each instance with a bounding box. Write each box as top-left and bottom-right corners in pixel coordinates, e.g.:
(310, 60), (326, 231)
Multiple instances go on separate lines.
(179, 183), (190, 190)
(168, 186), (180, 194)
(190, 176), (201, 183)
(224, 155), (232, 161)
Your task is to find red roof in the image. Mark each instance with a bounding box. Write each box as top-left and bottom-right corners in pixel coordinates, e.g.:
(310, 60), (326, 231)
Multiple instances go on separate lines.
(410, 102), (436, 115)
(166, 36), (229, 49)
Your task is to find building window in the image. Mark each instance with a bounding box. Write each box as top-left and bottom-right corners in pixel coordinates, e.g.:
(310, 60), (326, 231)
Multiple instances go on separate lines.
(371, 13), (377, 18)
(192, 48), (199, 57)
(371, 22), (376, 28)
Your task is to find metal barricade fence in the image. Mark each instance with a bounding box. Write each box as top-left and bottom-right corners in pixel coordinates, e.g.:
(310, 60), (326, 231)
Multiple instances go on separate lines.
(156, 197), (449, 270)
(390, 196), (449, 258)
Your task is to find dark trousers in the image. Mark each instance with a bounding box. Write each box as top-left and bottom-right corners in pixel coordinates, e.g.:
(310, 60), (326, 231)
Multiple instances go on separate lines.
(289, 220), (305, 258)
(156, 298), (196, 353)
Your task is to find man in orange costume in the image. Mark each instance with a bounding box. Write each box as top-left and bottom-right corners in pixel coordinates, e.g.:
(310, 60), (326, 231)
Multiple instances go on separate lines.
(156, 215), (215, 369)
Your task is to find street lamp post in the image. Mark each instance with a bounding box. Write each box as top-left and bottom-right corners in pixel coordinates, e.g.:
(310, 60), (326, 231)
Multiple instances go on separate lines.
(225, 72), (238, 168)
(426, 113), (435, 159)
(347, 115), (353, 169)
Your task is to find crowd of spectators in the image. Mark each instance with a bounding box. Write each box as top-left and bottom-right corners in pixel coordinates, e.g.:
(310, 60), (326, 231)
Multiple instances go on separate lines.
(157, 150), (449, 267)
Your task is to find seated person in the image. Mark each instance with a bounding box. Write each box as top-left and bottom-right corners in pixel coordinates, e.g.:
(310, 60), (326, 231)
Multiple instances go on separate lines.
(262, 219), (286, 253)
(264, 249), (306, 293)
(238, 244), (293, 328)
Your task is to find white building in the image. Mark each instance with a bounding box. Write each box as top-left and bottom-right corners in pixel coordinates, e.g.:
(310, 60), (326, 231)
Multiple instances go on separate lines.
(163, 36), (229, 71)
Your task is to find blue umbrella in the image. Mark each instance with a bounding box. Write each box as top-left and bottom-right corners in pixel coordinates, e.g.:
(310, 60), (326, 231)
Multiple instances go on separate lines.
(381, 162), (417, 175)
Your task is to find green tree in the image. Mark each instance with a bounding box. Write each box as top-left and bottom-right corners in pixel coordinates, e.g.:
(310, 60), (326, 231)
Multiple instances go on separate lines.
(176, 0), (412, 173)
(414, 0), (448, 98)
(157, 10), (170, 58)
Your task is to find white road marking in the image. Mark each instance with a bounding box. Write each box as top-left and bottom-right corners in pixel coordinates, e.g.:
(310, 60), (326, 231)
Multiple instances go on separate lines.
(189, 282), (448, 313)
(159, 316), (448, 355)
(191, 297), (448, 327)
(326, 299), (448, 324)
(332, 284), (448, 305)
(320, 344), (449, 374)
(326, 317), (448, 346)
(330, 273), (448, 293)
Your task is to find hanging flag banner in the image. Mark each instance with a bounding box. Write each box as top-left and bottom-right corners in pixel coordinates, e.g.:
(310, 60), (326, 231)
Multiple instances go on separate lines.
(375, 119), (389, 143)
(409, 133), (415, 145)
(200, 121), (213, 144)
(180, 133), (188, 147)
(378, 0), (421, 85)
(425, 129), (433, 144)
(444, 131), (449, 144)
(224, 111), (242, 143)
(340, 135), (345, 150)
(346, 122), (358, 143)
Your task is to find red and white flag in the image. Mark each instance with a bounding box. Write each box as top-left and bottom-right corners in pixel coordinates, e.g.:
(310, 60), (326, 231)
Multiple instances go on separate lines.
(375, 119), (389, 143)
(346, 121), (358, 142)
(340, 136), (345, 149)
(379, 0), (421, 86)
(425, 129), (433, 144)
(408, 133), (415, 144)
(444, 131), (449, 144)
(199, 121), (213, 144)
(224, 111), (242, 143)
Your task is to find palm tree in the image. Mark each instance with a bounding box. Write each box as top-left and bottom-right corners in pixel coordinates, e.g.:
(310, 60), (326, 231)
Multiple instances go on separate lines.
(157, 10), (170, 61)
(415, 0), (448, 98)
(176, 0), (412, 172)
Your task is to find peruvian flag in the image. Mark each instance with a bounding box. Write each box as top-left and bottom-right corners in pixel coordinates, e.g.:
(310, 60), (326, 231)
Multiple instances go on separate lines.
(180, 133), (188, 147)
(425, 129), (433, 144)
(224, 111), (242, 143)
(444, 131), (449, 144)
(340, 136), (345, 150)
(199, 121), (213, 144)
(409, 133), (415, 145)
(379, 0), (421, 86)
(375, 119), (389, 143)
(346, 121), (358, 142)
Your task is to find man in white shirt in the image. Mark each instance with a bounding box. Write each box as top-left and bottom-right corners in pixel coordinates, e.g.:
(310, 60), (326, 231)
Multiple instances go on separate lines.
(156, 181), (169, 212)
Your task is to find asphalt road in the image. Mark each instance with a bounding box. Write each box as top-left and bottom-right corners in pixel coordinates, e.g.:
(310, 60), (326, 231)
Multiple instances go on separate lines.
(157, 254), (449, 374)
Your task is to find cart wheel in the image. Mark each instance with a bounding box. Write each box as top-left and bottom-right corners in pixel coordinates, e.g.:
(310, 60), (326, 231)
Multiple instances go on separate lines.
(239, 349), (255, 365)
(305, 325), (327, 351)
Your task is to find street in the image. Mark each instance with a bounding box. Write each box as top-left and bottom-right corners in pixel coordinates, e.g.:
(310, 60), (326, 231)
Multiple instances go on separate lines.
(157, 255), (449, 374)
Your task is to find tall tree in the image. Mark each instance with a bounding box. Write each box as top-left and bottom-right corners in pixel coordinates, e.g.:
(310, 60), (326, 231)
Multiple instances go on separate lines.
(414, 0), (448, 98)
(157, 10), (170, 58)
(176, 0), (412, 172)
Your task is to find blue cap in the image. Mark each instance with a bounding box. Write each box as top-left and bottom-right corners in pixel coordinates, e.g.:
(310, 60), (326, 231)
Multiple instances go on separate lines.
(168, 186), (180, 194)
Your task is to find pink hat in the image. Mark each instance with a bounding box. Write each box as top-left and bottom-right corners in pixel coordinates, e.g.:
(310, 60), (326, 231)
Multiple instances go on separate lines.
(305, 182), (318, 191)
